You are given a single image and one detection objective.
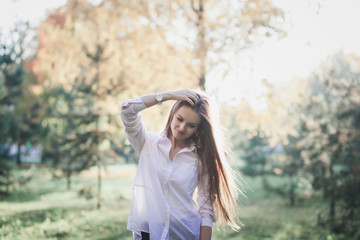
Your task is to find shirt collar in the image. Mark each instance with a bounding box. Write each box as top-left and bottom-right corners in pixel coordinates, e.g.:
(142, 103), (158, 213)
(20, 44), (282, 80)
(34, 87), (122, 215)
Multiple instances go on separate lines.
(158, 132), (197, 154)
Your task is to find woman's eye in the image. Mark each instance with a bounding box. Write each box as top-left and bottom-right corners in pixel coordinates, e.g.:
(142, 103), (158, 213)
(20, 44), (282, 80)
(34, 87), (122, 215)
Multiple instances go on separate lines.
(189, 125), (195, 128)
(177, 118), (183, 122)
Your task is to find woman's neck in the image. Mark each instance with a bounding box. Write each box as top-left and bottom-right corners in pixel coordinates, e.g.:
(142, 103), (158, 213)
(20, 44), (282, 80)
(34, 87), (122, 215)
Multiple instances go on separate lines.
(169, 133), (190, 149)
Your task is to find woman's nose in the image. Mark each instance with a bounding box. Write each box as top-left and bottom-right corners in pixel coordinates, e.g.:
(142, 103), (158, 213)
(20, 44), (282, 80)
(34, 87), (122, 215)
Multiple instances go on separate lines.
(179, 123), (186, 131)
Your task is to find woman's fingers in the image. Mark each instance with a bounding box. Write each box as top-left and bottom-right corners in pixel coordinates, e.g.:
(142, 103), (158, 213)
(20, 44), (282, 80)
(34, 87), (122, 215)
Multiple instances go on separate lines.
(189, 94), (197, 104)
(185, 90), (198, 105)
(172, 89), (200, 104)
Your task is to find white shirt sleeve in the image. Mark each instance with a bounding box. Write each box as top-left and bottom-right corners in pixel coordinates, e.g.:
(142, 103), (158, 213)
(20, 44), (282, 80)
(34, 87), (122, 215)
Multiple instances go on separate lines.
(120, 97), (147, 153)
(196, 172), (217, 227)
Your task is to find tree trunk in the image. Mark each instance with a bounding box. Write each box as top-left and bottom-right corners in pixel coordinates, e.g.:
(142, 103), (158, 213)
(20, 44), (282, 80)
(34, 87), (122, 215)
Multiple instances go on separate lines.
(16, 143), (21, 166)
(41, 149), (45, 164)
(321, 164), (327, 199)
(329, 161), (335, 222)
(66, 159), (71, 190)
(5, 174), (10, 193)
(66, 173), (71, 190)
(97, 161), (102, 209)
(53, 151), (60, 167)
(289, 179), (295, 207)
(329, 144), (341, 225)
(194, 0), (207, 90)
(261, 163), (268, 190)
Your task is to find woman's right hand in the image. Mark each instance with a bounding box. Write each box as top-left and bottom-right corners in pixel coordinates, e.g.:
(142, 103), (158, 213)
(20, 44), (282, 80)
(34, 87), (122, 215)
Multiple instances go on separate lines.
(141, 89), (200, 108)
(166, 89), (200, 105)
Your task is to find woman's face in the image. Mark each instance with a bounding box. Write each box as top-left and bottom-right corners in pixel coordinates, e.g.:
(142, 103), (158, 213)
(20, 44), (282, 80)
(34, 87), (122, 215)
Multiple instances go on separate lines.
(171, 105), (201, 142)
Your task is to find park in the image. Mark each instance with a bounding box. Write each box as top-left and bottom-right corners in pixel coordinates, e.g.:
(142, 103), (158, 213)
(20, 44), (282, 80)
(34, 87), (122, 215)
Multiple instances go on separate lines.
(1, 0), (359, 239)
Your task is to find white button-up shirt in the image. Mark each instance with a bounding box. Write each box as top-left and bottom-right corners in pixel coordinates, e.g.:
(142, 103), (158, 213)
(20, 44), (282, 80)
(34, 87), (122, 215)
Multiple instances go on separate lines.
(121, 98), (216, 240)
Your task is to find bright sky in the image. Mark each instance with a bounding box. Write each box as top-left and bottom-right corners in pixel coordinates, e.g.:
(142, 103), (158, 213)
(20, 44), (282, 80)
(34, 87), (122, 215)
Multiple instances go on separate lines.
(1, 0), (360, 110)
(254, 0), (360, 84)
(211, 0), (360, 110)
(0, 0), (67, 31)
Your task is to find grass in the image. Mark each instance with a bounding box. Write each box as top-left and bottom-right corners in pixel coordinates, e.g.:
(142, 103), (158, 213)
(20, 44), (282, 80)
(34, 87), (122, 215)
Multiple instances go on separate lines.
(0, 164), (352, 240)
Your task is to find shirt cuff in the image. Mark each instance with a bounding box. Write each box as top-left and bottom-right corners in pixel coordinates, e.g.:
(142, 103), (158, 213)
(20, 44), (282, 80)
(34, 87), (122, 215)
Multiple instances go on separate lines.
(121, 97), (147, 114)
(201, 217), (213, 227)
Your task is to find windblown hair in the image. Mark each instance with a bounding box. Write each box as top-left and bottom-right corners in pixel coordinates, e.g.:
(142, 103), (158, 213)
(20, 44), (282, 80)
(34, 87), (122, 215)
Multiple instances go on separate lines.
(164, 93), (242, 230)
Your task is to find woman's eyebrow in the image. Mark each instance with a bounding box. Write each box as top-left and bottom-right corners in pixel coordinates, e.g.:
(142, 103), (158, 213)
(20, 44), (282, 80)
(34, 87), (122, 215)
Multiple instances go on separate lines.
(178, 114), (200, 125)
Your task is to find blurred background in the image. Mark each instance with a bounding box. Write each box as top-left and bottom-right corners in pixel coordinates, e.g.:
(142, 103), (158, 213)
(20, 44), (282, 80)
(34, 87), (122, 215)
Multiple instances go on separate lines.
(0, 0), (359, 239)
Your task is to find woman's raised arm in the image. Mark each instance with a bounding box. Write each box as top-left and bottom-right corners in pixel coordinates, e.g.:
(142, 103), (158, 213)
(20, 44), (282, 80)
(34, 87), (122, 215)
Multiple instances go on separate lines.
(141, 89), (200, 108)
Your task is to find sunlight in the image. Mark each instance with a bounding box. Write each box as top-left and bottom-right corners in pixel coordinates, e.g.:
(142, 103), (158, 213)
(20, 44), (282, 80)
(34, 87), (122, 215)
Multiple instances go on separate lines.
(1, 0), (359, 113)
(206, 0), (360, 111)
(0, 0), (66, 32)
(1, 1), (359, 239)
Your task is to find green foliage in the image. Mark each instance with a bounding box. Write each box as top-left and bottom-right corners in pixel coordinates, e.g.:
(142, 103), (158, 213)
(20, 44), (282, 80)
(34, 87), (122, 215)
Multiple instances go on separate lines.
(239, 128), (270, 176)
(0, 22), (42, 167)
(1, 1), (359, 238)
(0, 25), (26, 193)
(289, 52), (360, 236)
(0, 32), (24, 145)
(0, 165), (352, 240)
(234, 52), (360, 236)
(0, 160), (12, 197)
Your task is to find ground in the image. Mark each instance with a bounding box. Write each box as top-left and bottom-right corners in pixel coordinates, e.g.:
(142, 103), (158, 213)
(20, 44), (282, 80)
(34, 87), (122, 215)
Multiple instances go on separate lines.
(0, 164), (352, 240)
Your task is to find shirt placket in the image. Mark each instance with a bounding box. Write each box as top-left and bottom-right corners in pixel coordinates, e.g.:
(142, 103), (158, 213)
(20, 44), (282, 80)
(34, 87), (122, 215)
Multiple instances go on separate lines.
(161, 155), (173, 240)
(160, 140), (195, 240)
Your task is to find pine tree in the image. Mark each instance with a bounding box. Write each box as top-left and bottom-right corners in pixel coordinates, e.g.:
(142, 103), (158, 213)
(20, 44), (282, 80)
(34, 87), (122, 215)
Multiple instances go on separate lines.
(294, 52), (360, 235)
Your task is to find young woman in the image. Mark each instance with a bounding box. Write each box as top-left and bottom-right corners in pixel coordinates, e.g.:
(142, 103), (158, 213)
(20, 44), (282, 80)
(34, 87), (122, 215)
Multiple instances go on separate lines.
(121, 89), (240, 240)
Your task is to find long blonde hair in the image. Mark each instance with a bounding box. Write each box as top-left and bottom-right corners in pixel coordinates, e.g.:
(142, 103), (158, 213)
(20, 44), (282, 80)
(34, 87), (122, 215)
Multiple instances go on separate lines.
(164, 93), (242, 230)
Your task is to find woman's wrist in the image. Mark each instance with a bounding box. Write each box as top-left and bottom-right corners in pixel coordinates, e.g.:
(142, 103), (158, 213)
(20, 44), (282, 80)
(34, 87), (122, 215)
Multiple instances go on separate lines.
(143, 90), (196, 107)
(161, 91), (172, 102)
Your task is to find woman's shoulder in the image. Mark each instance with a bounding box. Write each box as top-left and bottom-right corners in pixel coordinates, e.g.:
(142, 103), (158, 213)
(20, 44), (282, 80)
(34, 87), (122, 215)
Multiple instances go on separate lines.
(144, 131), (162, 143)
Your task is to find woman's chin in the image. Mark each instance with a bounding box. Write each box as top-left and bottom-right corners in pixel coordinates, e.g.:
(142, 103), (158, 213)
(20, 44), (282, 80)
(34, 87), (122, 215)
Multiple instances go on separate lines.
(174, 134), (187, 141)
(174, 135), (184, 140)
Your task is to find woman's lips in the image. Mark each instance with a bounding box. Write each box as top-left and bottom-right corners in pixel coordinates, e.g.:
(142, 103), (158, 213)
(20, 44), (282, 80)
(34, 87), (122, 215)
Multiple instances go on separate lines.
(176, 129), (184, 135)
